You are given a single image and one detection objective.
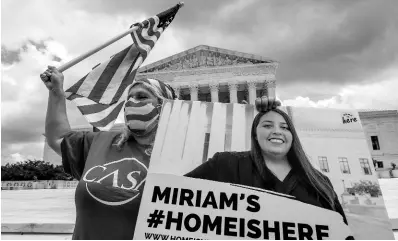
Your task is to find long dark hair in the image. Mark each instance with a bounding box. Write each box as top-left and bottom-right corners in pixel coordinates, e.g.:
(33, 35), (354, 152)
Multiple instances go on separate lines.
(250, 108), (336, 209)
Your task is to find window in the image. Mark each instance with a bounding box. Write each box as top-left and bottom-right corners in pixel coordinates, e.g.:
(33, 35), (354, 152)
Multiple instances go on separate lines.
(198, 93), (211, 102)
(318, 156), (329, 172)
(219, 91), (230, 103)
(256, 89), (264, 98)
(376, 161), (384, 168)
(339, 157), (351, 174)
(180, 93), (191, 101)
(371, 136), (380, 150)
(359, 158), (372, 175)
(237, 90), (248, 104)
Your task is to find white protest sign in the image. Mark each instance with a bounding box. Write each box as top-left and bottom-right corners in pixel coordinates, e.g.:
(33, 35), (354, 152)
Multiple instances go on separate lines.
(134, 173), (353, 240)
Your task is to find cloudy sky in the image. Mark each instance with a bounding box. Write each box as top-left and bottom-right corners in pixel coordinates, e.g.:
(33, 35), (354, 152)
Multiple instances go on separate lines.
(1, 0), (398, 164)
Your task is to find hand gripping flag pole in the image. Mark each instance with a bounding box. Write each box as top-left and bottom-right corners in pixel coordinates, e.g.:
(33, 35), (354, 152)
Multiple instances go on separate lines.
(57, 2), (184, 73)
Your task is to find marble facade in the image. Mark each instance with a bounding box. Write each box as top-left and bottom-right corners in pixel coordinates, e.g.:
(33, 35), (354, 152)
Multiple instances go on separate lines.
(135, 45), (278, 104)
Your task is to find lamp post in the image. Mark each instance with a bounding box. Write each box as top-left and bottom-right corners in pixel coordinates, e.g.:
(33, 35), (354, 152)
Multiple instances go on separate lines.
(342, 179), (349, 194)
(341, 179), (348, 209)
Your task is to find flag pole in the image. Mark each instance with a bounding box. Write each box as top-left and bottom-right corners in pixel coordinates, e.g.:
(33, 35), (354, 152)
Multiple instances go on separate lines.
(58, 2), (184, 73)
(58, 25), (140, 72)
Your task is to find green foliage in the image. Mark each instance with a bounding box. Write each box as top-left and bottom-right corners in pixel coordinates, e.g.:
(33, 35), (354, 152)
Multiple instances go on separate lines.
(1, 159), (73, 181)
(351, 180), (382, 197)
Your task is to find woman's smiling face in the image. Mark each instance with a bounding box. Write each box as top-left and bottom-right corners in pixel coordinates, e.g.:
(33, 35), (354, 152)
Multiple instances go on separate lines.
(256, 111), (293, 159)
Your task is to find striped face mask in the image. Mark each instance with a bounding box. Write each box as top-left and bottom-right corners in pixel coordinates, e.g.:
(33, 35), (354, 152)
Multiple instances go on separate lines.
(124, 98), (160, 136)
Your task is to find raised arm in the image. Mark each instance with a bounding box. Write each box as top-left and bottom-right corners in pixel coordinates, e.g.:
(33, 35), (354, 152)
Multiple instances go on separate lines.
(40, 66), (71, 156)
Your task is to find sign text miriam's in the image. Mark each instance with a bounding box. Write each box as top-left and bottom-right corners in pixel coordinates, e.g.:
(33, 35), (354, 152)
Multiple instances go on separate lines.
(152, 186), (260, 212)
(149, 186), (330, 240)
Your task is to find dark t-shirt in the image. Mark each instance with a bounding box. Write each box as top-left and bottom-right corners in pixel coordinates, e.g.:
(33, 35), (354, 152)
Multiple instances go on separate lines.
(61, 131), (150, 240)
(185, 151), (349, 225)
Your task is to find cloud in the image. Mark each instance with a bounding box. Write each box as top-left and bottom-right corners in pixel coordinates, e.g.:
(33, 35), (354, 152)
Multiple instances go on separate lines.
(173, 0), (398, 85)
(1, 152), (42, 166)
(1, 153), (27, 165)
(282, 67), (398, 110)
(69, 0), (232, 29)
(1, 40), (88, 159)
(1, 46), (22, 65)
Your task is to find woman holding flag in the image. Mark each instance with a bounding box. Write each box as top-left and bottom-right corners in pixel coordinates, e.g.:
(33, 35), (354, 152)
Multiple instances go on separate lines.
(41, 67), (177, 239)
(40, 2), (183, 239)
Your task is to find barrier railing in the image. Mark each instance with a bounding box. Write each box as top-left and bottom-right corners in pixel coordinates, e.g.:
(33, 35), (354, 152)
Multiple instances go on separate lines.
(1, 180), (79, 190)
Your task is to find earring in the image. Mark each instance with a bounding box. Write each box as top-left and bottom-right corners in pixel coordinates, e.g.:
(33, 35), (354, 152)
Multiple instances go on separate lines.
(156, 104), (162, 113)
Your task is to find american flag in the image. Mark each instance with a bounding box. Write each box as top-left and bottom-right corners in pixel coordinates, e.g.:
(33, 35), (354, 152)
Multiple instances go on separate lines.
(65, 3), (182, 131)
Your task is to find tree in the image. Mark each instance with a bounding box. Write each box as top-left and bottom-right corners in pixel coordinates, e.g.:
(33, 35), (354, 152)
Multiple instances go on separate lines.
(351, 180), (382, 197)
(1, 159), (73, 181)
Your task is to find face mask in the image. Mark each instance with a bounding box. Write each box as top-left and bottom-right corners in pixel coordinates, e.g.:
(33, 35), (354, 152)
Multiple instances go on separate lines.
(124, 98), (160, 136)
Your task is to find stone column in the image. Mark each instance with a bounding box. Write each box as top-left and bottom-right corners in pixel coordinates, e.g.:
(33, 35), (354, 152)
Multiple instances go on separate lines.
(228, 82), (238, 103)
(265, 79), (276, 99)
(247, 80), (257, 104)
(189, 84), (199, 101)
(209, 82), (219, 102)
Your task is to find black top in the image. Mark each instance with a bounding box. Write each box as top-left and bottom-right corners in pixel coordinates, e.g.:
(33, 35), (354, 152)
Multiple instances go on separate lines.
(185, 151), (349, 225)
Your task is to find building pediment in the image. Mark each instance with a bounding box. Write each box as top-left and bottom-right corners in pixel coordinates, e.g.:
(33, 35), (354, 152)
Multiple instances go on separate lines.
(138, 45), (277, 73)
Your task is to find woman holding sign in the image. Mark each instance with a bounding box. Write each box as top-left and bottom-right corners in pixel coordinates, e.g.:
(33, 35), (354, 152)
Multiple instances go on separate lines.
(186, 97), (350, 228)
(41, 67), (177, 239)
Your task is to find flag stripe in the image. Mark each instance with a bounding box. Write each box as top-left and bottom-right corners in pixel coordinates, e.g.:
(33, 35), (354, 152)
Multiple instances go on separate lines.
(99, 46), (141, 104)
(68, 94), (97, 105)
(137, 78), (171, 99)
(139, 18), (162, 48)
(87, 46), (132, 103)
(125, 108), (158, 122)
(69, 58), (113, 100)
(131, 30), (149, 60)
(145, 18), (162, 41)
(131, 17), (163, 60)
(77, 103), (111, 115)
(84, 101), (124, 123)
(125, 100), (148, 107)
(66, 93), (80, 101)
(141, 26), (163, 48)
(128, 116), (158, 133)
(125, 106), (154, 116)
(65, 74), (88, 94)
(110, 55), (143, 104)
(133, 27), (164, 60)
(147, 78), (167, 96)
(157, 80), (171, 97)
(89, 101), (126, 128)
